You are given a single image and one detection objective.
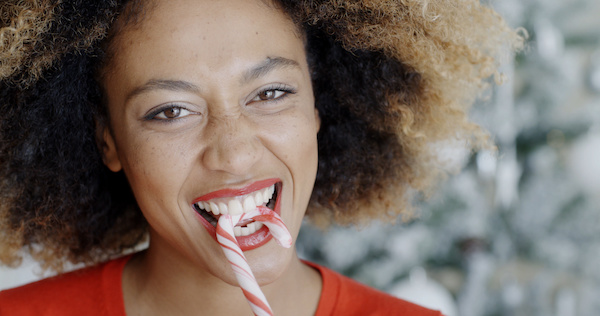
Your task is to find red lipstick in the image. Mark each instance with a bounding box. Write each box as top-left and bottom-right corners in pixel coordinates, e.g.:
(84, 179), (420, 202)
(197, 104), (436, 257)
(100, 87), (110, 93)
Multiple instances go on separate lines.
(192, 179), (282, 251)
(193, 178), (279, 203)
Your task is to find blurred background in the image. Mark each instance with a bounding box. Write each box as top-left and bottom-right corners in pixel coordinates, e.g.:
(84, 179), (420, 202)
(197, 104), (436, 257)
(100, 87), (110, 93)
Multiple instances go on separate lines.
(297, 0), (600, 315)
(2, 0), (599, 315)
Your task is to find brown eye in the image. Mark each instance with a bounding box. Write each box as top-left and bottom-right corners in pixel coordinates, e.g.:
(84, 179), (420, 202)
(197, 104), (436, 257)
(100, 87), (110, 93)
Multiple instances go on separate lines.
(163, 107), (181, 118)
(258, 90), (276, 100)
(251, 89), (288, 103)
(147, 106), (194, 120)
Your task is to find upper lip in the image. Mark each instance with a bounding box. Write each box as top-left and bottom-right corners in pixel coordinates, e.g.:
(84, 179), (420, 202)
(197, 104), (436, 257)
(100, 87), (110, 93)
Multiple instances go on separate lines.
(192, 178), (280, 204)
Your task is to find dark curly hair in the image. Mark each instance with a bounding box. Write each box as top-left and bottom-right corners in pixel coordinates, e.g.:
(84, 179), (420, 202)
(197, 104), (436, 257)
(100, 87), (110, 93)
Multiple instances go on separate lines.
(0, 0), (523, 270)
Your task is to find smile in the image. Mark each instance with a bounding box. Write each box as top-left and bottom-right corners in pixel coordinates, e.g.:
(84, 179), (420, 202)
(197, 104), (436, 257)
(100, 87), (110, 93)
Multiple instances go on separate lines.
(193, 183), (278, 237)
(191, 178), (282, 250)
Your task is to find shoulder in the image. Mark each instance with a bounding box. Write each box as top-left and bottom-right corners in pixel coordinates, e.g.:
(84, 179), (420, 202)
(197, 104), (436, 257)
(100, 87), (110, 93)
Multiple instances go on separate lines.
(0, 255), (130, 316)
(306, 261), (443, 316)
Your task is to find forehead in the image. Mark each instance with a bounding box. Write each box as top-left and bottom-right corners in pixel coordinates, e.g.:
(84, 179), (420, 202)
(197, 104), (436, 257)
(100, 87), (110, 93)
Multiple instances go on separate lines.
(105, 0), (305, 85)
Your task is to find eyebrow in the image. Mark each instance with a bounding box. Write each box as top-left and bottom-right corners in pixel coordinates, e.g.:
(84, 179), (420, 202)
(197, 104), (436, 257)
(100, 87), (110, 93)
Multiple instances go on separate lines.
(241, 57), (300, 84)
(125, 57), (300, 101)
(126, 79), (200, 102)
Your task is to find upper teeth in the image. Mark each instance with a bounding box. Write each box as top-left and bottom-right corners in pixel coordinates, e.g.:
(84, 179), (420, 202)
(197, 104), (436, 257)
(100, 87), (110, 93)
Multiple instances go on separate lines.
(195, 184), (275, 216)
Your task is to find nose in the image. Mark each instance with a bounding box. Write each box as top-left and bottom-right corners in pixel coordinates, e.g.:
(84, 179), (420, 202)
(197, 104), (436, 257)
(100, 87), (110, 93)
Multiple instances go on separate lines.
(201, 114), (264, 176)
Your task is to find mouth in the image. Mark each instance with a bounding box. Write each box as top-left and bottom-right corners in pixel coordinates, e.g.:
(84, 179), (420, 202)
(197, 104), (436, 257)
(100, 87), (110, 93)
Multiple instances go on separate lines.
(193, 182), (279, 235)
(192, 179), (282, 250)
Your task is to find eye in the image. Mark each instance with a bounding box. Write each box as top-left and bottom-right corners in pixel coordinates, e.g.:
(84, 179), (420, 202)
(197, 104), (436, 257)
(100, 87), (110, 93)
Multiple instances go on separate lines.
(249, 85), (295, 104)
(145, 105), (195, 121)
(253, 89), (285, 101)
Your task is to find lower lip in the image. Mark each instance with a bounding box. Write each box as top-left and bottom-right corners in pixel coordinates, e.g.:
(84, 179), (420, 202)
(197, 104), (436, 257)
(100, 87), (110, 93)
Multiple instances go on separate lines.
(193, 183), (282, 251)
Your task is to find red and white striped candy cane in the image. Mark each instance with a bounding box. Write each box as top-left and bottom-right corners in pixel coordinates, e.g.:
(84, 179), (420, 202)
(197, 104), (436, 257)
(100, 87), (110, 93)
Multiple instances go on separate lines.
(216, 208), (291, 316)
(244, 206), (292, 248)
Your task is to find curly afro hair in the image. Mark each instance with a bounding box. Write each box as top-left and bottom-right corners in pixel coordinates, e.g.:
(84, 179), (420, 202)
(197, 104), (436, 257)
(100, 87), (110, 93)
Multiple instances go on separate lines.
(0, 0), (523, 270)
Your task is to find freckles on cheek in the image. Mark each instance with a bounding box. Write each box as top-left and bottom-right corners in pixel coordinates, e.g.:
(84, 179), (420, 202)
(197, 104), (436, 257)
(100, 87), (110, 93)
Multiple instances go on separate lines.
(123, 140), (181, 187)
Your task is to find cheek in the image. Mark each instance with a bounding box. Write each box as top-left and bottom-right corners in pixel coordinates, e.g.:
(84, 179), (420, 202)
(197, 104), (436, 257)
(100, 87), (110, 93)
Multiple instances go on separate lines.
(277, 114), (319, 229)
(117, 132), (194, 206)
(276, 111), (319, 184)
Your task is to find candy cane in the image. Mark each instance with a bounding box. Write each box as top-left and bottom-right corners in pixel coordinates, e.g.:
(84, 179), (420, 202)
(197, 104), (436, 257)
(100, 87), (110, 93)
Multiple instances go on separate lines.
(245, 206), (292, 248)
(216, 207), (292, 316)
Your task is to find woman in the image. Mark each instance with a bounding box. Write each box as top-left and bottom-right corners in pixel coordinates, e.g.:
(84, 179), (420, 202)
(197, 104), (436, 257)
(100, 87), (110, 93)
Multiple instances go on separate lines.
(0, 0), (522, 315)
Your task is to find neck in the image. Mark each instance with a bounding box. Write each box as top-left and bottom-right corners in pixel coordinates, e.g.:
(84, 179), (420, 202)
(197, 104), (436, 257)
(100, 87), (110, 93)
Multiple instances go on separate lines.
(122, 237), (322, 315)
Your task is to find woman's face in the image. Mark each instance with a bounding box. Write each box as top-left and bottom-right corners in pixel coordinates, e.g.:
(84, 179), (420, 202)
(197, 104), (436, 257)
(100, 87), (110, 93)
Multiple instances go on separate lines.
(101, 0), (319, 285)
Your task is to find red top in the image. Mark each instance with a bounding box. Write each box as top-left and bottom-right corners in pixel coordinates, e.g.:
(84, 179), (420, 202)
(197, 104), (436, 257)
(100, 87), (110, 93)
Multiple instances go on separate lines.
(305, 261), (443, 315)
(0, 256), (442, 316)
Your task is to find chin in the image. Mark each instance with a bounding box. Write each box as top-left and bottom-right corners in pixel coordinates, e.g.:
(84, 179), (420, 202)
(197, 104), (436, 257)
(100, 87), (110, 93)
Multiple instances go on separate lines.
(245, 242), (296, 286)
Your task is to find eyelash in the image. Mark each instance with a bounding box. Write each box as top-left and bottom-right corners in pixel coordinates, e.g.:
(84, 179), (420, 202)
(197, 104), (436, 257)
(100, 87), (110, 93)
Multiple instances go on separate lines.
(143, 84), (296, 121)
(143, 104), (192, 121)
(250, 84), (296, 104)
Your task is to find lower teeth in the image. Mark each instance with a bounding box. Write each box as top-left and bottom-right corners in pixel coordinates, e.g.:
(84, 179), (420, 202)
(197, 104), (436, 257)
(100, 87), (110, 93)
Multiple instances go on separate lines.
(234, 222), (264, 237)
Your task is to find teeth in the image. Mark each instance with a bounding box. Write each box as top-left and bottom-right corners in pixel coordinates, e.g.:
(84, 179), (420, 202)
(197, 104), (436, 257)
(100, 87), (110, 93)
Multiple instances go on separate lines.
(218, 202), (228, 215)
(209, 202), (219, 215)
(232, 222), (264, 237)
(241, 226), (250, 236)
(254, 192), (263, 205)
(195, 184), (276, 217)
(243, 196), (256, 212)
(247, 223), (256, 234)
(228, 200), (243, 216)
